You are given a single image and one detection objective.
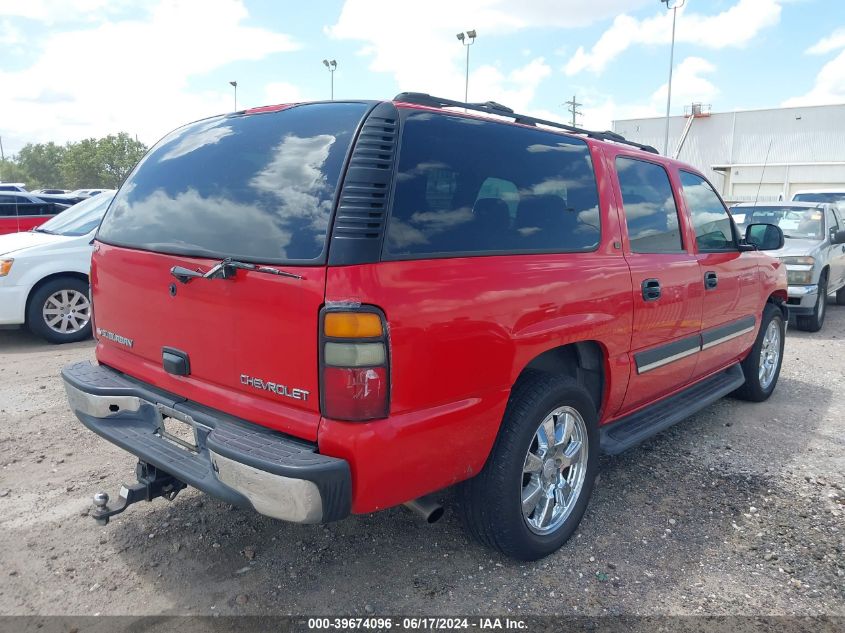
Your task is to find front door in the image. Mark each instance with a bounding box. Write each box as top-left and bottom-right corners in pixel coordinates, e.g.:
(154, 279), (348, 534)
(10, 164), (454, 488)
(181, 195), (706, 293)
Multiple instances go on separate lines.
(678, 171), (760, 377)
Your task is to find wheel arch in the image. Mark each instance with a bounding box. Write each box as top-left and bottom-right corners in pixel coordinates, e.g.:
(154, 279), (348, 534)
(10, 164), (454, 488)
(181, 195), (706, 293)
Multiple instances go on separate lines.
(766, 289), (788, 323)
(24, 271), (90, 325)
(515, 340), (607, 417)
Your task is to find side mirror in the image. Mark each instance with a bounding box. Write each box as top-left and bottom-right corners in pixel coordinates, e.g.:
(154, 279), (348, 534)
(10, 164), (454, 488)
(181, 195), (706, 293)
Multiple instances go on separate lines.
(745, 223), (785, 251)
(832, 229), (845, 245)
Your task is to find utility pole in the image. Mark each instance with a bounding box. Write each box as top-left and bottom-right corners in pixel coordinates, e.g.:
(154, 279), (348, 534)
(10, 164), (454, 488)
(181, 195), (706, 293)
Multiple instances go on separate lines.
(564, 95), (582, 127)
(0, 136), (5, 161)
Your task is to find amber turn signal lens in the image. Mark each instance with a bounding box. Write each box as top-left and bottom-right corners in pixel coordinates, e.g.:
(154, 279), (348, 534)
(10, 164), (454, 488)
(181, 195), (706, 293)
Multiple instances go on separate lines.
(324, 312), (383, 338)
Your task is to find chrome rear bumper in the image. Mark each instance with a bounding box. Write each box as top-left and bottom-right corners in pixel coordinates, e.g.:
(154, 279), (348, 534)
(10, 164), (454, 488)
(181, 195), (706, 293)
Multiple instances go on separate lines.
(61, 361), (350, 524)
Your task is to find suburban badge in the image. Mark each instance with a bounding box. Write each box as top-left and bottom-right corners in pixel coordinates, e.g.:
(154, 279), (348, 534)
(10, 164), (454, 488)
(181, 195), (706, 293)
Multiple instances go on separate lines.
(96, 328), (134, 348)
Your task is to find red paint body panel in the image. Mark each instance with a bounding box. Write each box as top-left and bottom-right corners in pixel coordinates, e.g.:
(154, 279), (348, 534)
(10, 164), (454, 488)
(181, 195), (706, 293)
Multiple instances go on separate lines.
(0, 215), (52, 235)
(91, 243), (325, 440)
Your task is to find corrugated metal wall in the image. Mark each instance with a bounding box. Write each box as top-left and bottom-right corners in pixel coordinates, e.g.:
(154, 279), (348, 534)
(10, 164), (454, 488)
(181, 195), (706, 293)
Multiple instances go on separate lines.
(613, 104), (845, 202)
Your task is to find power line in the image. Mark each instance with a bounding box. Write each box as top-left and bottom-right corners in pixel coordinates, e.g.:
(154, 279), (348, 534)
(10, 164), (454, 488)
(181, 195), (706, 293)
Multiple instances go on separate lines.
(563, 94), (582, 127)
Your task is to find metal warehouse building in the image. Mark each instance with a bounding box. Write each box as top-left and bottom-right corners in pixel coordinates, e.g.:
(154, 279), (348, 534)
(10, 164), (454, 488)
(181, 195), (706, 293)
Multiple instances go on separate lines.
(612, 103), (845, 203)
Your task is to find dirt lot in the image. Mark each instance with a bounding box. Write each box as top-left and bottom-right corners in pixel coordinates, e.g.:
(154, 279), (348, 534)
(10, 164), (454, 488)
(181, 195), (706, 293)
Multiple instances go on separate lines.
(0, 306), (843, 618)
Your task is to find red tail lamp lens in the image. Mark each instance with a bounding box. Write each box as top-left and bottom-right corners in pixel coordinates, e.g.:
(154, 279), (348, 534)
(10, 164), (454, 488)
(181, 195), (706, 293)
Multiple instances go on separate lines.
(322, 366), (388, 421)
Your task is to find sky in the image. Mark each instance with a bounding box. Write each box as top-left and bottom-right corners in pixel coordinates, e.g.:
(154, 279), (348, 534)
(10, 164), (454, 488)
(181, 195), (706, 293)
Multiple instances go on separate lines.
(1, 0), (844, 156)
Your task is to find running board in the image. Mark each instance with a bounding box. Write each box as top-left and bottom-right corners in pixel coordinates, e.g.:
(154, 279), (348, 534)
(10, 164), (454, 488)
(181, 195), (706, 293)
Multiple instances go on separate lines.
(600, 363), (745, 455)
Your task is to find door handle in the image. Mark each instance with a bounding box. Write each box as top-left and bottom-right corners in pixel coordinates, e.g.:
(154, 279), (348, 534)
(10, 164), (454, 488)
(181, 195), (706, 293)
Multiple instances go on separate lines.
(704, 271), (718, 290)
(641, 278), (661, 302)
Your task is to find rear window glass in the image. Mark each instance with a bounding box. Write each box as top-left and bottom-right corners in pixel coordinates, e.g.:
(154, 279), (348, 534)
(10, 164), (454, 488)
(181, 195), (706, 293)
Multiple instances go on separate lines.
(384, 112), (600, 258)
(98, 102), (369, 264)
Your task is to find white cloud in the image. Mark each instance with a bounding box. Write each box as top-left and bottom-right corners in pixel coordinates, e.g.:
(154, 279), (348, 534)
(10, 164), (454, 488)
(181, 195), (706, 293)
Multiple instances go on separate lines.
(576, 56), (719, 130)
(782, 50), (845, 107)
(782, 26), (845, 107)
(806, 28), (845, 55)
(0, 0), (134, 23)
(328, 0), (651, 107)
(0, 0), (298, 154)
(470, 57), (552, 112)
(565, 0), (782, 76)
(263, 82), (306, 105)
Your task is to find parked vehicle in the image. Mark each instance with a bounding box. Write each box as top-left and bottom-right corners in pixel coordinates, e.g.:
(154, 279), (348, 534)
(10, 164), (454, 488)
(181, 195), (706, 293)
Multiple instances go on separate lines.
(31, 188), (70, 195)
(730, 202), (845, 332)
(0, 192), (114, 343)
(68, 188), (111, 202)
(0, 192), (71, 235)
(32, 192), (82, 207)
(0, 183), (28, 192)
(62, 94), (787, 561)
(791, 189), (845, 207)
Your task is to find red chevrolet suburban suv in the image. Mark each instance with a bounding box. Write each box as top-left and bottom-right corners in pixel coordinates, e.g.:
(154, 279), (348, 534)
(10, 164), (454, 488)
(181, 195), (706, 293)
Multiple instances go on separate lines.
(62, 93), (787, 560)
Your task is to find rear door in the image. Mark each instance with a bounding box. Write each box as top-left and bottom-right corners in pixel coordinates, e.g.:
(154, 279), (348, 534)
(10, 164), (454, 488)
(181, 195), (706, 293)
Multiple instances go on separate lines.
(92, 102), (371, 441)
(612, 155), (703, 412)
(678, 171), (760, 378)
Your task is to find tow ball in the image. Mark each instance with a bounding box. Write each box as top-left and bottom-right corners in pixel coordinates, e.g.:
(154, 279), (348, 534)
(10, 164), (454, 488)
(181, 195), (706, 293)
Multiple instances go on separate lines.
(91, 462), (186, 525)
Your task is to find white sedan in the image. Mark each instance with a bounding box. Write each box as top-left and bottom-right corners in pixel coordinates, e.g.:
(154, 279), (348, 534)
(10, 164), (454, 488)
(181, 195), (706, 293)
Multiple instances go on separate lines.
(0, 192), (114, 343)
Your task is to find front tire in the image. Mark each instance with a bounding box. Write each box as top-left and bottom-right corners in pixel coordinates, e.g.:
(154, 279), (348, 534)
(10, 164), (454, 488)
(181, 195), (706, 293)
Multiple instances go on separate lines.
(796, 274), (827, 332)
(733, 303), (784, 402)
(458, 373), (599, 561)
(27, 277), (93, 344)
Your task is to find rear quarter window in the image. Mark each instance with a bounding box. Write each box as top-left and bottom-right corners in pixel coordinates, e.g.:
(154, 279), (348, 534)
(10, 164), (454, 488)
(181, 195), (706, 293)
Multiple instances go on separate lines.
(384, 112), (601, 258)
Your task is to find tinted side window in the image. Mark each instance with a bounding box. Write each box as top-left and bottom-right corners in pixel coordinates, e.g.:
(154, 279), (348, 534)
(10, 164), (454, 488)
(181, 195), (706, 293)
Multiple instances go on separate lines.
(615, 157), (683, 253)
(680, 171), (737, 252)
(384, 112), (600, 257)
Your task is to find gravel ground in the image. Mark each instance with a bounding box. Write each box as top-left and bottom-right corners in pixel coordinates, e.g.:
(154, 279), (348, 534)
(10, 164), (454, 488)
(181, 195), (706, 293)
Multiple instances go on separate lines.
(0, 305), (842, 618)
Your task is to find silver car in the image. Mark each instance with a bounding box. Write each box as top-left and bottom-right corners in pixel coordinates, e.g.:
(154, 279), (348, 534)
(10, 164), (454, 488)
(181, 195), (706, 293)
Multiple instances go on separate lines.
(730, 202), (845, 332)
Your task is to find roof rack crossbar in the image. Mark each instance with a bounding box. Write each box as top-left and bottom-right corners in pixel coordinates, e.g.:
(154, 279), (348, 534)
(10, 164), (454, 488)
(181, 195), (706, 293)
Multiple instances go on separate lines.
(393, 92), (659, 154)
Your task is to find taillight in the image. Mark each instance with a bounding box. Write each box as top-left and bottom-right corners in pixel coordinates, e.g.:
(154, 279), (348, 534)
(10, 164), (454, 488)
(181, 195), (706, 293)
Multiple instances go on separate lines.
(320, 308), (390, 421)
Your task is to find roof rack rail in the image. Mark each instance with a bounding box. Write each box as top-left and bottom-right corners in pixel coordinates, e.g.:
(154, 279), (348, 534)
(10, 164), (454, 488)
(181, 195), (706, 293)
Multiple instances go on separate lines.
(393, 92), (659, 155)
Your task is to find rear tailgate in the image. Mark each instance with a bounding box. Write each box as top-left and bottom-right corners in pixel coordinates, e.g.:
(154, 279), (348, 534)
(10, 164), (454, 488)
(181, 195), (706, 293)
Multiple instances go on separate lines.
(92, 101), (373, 441)
(92, 244), (325, 439)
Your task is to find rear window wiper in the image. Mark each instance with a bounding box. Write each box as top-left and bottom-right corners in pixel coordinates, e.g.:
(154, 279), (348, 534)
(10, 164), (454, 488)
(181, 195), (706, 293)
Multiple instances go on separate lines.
(171, 257), (302, 284)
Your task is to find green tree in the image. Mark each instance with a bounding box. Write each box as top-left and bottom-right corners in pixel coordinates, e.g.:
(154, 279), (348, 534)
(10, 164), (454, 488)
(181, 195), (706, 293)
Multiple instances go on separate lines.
(96, 133), (147, 189)
(15, 142), (66, 189)
(60, 138), (103, 190)
(0, 159), (31, 185)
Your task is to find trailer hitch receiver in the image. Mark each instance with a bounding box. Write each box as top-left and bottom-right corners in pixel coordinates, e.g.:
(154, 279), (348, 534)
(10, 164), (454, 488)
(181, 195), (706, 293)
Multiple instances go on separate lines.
(91, 462), (186, 525)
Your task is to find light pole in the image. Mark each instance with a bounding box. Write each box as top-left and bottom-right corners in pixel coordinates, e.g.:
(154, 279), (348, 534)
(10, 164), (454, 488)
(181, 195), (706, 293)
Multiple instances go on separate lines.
(661, 0), (685, 155)
(229, 80), (238, 111)
(323, 59), (337, 100)
(456, 30), (477, 103)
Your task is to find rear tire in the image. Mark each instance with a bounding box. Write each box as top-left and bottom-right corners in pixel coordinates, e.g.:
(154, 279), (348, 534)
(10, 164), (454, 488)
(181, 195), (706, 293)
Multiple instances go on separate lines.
(27, 277), (93, 344)
(733, 303), (784, 402)
(836, 285), (845, 306)
(796, 274), (827, 332)
(457, 372), (599, 561)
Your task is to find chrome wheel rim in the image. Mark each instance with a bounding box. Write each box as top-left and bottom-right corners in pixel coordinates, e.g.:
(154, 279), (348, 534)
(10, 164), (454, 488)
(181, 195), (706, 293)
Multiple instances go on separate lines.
(521, 406), (588, 535)
(758, 320), (781, 390)
(42, 289), (91, 334)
